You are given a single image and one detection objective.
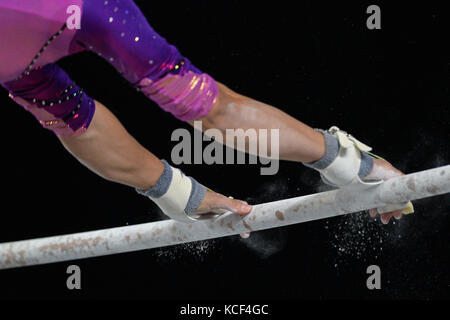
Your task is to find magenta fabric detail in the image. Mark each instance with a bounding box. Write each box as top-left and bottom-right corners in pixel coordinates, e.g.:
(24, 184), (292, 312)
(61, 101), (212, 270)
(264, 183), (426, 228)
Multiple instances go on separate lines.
(139, 71), (218, 121)
(0, 0), (82, 83)
(1, 0), (219, 133)
(4, 64), (95, 136)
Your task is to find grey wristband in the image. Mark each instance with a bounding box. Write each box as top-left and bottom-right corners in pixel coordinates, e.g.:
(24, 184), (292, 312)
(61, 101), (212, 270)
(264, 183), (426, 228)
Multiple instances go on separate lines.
(136, 160), (207, 214)
(136, 160), (172, 198)
(303, 129), (373, 179)
(185, 177), (207, 214)
(303, 129), (339, 170)
(358, 151), (374, 179)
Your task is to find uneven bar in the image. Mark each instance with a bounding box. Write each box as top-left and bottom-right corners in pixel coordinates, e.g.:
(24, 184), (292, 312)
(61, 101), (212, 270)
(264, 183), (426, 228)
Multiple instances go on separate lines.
(0, 165), (449, 269)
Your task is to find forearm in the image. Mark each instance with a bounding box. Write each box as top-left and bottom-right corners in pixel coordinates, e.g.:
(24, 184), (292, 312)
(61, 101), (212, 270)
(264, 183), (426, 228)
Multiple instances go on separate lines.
(58, 100), (164, 190)
(198, 82), (326, 163)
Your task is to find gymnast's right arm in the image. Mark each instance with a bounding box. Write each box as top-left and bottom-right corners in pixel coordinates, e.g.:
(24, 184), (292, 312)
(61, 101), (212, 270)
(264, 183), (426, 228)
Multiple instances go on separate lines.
(6, 79), (251, 223)
(59, 98), (250, 216)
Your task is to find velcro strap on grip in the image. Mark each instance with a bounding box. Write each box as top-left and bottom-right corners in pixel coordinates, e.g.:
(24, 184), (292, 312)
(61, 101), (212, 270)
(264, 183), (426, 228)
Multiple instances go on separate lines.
(149, 166), (198, 223)
(136, 160), (208, 223)
(319, 126), (376, 187)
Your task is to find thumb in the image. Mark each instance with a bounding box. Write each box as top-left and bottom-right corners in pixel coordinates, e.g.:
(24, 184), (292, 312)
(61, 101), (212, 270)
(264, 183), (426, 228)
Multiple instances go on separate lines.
(222, 196), (252, 215)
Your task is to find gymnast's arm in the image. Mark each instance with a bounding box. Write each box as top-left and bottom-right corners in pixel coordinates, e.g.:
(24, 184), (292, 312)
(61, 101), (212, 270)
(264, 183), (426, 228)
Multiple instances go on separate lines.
(194, 82), (408, 224)
(57, 99), (253, 216)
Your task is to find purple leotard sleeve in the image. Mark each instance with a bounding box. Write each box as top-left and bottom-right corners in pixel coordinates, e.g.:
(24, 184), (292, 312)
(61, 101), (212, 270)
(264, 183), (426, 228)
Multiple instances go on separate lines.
(6, 64), (95, 136)
(72, 0), (218, 121)
(0, 0), (218, 136)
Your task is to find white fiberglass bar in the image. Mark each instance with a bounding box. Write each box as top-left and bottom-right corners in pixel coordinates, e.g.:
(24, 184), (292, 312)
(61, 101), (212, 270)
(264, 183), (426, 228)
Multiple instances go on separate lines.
(0, 165), (449, 270)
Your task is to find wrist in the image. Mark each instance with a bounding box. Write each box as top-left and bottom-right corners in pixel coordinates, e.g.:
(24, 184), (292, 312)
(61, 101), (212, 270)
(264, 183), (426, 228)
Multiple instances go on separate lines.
(134, 160), (165, 191)
(303, 127), (374, 184)
(136, 160), (207, 222)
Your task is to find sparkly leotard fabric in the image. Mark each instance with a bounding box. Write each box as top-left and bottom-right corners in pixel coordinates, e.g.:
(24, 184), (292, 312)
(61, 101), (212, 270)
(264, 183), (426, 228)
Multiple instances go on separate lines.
(0, 0), (218, 136)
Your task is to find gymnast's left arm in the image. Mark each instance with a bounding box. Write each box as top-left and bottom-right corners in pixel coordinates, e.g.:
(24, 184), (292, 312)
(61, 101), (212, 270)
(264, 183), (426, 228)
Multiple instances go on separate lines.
(196, 82), (413, 224)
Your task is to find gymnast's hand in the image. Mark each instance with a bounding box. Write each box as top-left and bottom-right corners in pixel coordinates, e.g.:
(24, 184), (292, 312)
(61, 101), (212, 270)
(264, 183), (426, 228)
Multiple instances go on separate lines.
(195, 190), (252, 216)
(194, 190), (253, 238)
(365, 158), (407, 224)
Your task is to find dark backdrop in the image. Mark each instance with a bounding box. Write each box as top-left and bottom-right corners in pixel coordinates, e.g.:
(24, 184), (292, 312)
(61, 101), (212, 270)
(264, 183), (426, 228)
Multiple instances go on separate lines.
(0, 0), (449, 302)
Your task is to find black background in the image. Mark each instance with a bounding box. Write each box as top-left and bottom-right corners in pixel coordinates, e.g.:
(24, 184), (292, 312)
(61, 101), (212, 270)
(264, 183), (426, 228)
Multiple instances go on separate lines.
(0, 0), (449, 303)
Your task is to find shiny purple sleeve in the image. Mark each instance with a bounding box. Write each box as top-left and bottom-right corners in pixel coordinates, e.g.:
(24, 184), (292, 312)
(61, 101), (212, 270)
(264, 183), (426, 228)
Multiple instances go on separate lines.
(70, 0), (218, 121)
(5, 64), (95, 137)
(3, 0), (218, 137)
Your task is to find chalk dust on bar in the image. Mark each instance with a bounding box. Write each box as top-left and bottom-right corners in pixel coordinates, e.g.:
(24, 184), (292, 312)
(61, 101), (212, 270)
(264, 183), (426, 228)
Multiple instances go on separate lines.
(325, 212), (391, 266)
(239, 229), (287, 259)
(153, 239), (217, 263)
(237, 177), (291, 259)
(323, 137), (449, 269)
(314, 176), (409, 268)
(142, 206), (216, 262)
